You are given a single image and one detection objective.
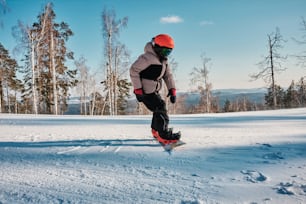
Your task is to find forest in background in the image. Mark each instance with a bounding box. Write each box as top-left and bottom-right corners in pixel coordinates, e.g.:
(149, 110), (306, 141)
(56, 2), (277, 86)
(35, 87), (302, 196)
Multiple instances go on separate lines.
(0, 1), (306, 115)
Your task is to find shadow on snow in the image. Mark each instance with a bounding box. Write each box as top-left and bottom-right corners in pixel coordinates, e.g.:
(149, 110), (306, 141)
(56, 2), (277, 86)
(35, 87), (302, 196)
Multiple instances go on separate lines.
(0, 139), (160, 148)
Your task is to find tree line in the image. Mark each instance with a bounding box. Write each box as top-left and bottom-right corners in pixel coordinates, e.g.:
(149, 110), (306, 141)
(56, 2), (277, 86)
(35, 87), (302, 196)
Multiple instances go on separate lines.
(0, 2), (305, 115)
(185, 19), (306, 114)
(0, 3), (131, 115)
(1, 3), (76, 114)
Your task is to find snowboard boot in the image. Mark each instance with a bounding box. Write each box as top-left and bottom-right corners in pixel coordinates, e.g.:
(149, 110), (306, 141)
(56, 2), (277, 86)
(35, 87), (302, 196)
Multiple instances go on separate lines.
(152, 128), (181, 145)
(161, 129), (181, 140)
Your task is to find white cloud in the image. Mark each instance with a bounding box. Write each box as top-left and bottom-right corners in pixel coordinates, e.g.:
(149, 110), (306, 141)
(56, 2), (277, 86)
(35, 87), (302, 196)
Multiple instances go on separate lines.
(160, 15), (183, 24)
(200, 20), (214, 26)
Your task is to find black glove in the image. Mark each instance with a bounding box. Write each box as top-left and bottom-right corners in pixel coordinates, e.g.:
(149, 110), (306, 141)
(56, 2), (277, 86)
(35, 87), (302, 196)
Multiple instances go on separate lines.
(134, 88), (144, 102)
(167, 88), (176, 104)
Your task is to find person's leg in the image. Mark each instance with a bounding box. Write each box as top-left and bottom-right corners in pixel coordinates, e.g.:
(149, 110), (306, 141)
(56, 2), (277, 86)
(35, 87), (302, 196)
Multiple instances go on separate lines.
(142, 93), (169, 135)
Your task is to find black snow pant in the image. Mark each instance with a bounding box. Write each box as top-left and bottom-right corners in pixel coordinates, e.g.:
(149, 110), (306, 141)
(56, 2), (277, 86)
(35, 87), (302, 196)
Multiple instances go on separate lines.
(142, 93), (169, 137)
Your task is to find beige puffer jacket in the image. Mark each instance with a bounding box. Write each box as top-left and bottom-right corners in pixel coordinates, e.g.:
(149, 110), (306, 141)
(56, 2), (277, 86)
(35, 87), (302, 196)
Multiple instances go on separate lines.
(130, 42), (176, 94)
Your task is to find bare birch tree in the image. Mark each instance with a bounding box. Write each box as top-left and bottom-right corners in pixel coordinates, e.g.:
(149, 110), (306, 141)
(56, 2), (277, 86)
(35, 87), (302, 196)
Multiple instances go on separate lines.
(13, 4), (54, 114)
(74, 57), (98, 115)
(250, 27), (286, 109)
(75, 57), (89, 115)
(101, 7), (128, 115)
(190, 53), (213, 113)
(161, 56), (178, 114)
(12, 21), (39, 114)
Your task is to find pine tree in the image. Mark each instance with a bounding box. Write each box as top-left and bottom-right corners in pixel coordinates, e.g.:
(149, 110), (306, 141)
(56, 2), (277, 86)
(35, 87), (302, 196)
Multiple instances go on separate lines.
(284, 81), (299, 108)
(0, 43), (21, 113)
(15, 3), (77, 114)
(265, 84), (285, 109)
(223, 99), (232, 112)
(296, 77), (306, 107)
(38, 3), (76, 114)
(116, 78), (131, 115)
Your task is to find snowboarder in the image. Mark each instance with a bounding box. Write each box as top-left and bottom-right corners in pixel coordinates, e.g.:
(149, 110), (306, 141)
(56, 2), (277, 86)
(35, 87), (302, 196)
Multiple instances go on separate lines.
(130, 34), (181, 145)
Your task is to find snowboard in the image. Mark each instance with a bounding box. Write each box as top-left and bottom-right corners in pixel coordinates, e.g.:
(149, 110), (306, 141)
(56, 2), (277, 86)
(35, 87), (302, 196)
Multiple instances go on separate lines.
(161, 140), (186, 153)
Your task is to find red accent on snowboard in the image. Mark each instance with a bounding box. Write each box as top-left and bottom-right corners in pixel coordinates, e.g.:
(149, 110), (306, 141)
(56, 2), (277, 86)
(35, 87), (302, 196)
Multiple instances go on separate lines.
(163, 140), (186, 152)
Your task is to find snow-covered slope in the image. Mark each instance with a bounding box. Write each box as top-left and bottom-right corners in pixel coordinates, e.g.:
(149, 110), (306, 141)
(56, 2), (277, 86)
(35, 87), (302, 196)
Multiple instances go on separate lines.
(0, 108), (306, 204)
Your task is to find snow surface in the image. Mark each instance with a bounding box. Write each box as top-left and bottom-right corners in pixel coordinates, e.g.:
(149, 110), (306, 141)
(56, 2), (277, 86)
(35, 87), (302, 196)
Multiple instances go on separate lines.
(0, 108), (306, 204)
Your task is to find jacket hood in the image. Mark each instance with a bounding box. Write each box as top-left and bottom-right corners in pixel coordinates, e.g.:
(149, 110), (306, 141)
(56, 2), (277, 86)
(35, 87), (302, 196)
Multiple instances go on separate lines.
(144, 42), (156, 55)
(144, 42), (169, 61)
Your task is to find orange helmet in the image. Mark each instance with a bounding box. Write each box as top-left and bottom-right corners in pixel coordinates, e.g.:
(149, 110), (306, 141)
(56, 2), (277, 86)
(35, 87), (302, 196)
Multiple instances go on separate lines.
(153, 34), (174, 49)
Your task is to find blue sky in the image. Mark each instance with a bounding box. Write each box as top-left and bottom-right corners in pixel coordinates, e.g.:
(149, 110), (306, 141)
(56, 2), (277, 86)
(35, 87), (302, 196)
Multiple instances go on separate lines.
(1, 0), (306, 90)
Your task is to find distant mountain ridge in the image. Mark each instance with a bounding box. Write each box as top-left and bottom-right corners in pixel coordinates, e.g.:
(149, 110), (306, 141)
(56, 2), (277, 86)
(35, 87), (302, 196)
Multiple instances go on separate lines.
(212, 88), (267, 94)
(182, 88), (266, 108)
(66, 88), (267, 114)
